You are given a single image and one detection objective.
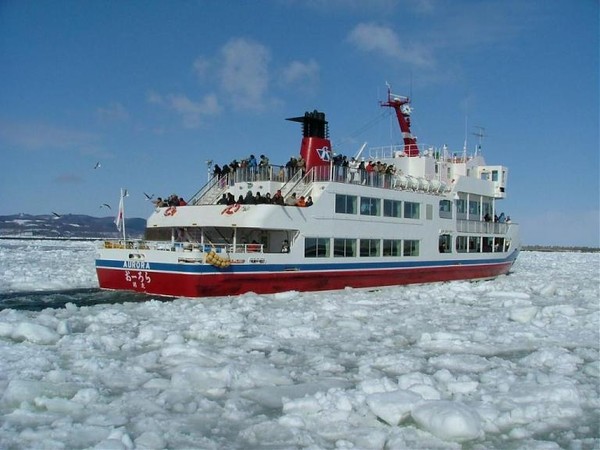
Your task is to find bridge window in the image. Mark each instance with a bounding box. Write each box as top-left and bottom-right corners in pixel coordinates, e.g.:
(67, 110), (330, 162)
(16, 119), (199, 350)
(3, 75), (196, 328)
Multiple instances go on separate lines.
(469, 200), (480, 218)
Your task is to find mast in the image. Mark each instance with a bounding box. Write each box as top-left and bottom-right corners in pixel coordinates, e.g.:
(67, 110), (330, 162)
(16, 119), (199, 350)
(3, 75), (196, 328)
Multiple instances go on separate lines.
(380, 85), (419, 157)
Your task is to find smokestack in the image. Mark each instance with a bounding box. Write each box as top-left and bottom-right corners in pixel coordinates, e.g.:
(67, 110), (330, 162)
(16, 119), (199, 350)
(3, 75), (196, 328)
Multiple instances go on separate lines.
(286, 110), (332, 172)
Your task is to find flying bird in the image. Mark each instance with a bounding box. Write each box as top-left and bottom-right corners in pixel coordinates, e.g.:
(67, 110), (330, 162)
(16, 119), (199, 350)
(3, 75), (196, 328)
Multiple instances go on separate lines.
(52, 212), (61, 218)
(144, 192), (154, 201)
(100, 203), (111, 210)
(94, 162), (101, 169)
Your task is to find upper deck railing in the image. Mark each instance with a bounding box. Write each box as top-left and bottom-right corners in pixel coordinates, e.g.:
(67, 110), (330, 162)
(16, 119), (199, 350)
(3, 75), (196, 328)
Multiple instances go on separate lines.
(190, 162), (454, 206)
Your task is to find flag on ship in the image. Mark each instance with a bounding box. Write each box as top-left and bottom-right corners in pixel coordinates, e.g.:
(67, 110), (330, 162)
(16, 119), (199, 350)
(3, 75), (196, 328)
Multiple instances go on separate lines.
(114, 189), (127, 232)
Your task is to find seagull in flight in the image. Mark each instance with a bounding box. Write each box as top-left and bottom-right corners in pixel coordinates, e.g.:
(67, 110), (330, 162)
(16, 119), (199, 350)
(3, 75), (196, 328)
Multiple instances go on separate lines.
(94, 162), (101, 169)
(52, 212), (61, 218)
(144, 192), (154, 201)
(100, 203), (111, 210)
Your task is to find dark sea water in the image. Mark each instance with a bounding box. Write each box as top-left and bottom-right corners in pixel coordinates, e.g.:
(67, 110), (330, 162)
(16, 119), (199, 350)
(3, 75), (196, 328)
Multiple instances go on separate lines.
(0, 288), (162, 311)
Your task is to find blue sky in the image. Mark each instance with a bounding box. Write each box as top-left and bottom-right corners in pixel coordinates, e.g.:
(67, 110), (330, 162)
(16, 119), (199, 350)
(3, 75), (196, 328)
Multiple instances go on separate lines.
(1, 0), (598, 247)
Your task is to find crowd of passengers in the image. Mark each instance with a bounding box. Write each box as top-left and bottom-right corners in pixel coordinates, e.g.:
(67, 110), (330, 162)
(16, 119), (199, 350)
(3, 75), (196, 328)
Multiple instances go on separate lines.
(212, 153), (399, 182)
(154, 194), (187, 207)
(217, 191), (313, 207)
(484, 212), (511, 223)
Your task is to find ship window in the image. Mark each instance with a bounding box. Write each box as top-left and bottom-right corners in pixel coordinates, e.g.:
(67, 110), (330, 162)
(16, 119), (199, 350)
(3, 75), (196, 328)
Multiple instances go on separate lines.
(383, 239), (401, 256)
(494, 237), (505, 252)
(335, 194), (357, 214)
(439, 200), (452, 219)
(482, 200), (493, 218)
(383, 199), (402, 218)
(403, 240), (420, 256)
(404, 202), (420, 219)
(483, 237), (494, 253)
(469, 236), (481, 253)
(469, 200), (480, 219)
(360, 197), (380, 216)
(305, 237), (330, 258)
(360, 239), (380, 257)
(439, 234), (452, 253)
(492, 170), (499, 182)
(334, 238), (356, 257)
(456, 236), (468, 253)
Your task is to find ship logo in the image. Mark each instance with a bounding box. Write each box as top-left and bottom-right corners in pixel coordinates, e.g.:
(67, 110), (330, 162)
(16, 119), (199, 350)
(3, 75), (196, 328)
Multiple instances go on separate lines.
(316, 146), (331, 162)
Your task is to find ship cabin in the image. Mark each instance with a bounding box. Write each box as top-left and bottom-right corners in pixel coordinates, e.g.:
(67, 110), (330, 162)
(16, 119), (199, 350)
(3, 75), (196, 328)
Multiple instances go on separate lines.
(142, 142), (516, 262)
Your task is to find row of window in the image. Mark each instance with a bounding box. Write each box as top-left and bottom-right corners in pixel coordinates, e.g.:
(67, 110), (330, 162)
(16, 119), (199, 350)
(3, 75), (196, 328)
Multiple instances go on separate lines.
(305, 237), (420, 258)
(336, 194), (498, 224)
(336, 194), (421, 219)
(439, 234), (509, 253)
(442, 198), (494, 219)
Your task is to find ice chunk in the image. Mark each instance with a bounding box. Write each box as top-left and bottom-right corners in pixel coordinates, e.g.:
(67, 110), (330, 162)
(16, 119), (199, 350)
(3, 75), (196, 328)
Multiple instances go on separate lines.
(366, 389), (422, 425)
(411, 400), (483, 442)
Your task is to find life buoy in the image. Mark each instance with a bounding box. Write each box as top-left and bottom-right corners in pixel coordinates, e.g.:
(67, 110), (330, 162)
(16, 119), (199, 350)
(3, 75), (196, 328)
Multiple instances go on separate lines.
(221, 203), (241, 215)
(164, 206), (177, 216)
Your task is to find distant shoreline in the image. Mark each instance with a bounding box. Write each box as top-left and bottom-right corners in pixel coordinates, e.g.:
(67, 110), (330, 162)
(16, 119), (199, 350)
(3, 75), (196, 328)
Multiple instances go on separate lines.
(521, 245), (599, 253)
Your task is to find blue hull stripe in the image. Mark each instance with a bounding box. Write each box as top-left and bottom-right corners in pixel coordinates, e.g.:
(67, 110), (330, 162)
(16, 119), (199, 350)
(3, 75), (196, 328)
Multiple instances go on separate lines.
(97, 251), (519, 274)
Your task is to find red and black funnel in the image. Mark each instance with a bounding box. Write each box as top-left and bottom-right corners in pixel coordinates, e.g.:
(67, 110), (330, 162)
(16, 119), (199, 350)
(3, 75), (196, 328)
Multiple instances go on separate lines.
(287, 110), (332, 172)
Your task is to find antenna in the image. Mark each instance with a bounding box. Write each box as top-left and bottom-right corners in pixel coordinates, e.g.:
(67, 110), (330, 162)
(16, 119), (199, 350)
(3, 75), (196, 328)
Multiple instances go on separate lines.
(463, 115), (468, 152)
(472, 126), (487, 155)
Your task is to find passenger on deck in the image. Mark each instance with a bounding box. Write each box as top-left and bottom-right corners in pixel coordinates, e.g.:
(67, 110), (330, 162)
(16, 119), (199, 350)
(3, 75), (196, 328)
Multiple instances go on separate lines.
(168, 194), (179, 206)
(217, 194), (228, 205)
(248, 154), (257, 175)
(295, 196), (307, 207)
(237, 195), (245, 204)
(272, 190), (284, 205)
(244, 190), (255, 204)
(305, 196), (313, 207)
(264, 192), (272, 203)
(227, 193), (236, 205)
(285, 157), (297, 178)
(281, 240), (290, 253)
(178, 197), (187, 206)
(297, 156), (306, 176)
(285, 193), (297, 206)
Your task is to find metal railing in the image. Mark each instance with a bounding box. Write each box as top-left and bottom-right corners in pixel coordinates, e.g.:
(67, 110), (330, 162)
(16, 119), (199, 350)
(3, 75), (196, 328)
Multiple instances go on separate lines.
(456, 220), (509, 235)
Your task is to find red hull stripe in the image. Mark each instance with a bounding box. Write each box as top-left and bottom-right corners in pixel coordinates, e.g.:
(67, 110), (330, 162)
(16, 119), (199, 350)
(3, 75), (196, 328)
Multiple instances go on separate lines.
(96, 252), (518, 298)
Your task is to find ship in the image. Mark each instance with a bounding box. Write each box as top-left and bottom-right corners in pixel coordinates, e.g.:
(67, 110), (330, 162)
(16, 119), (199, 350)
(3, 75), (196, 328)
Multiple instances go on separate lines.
(96, 87), (520, 297)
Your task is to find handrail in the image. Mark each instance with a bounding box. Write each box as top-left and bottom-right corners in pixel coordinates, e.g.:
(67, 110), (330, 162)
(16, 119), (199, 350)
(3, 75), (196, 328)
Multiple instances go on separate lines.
(456, 220), (509, 235)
